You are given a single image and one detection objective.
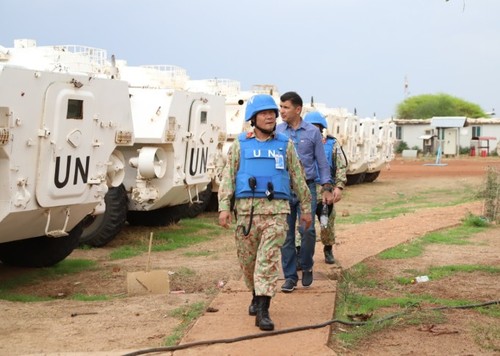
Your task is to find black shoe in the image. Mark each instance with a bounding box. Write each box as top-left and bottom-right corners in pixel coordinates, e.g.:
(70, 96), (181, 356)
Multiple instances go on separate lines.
(281, 279), (297, 293)
(248, 291), (257, 316)
(324, 250), (335, 264)
(302, 269), (313, 287)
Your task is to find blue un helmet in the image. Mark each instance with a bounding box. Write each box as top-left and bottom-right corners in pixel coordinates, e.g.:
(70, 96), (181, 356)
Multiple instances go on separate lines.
(304, 111), (328, 129)
(244, 94), (279, 121)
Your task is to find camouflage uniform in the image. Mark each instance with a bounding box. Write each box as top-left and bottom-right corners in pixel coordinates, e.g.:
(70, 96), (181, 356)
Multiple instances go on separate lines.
(317, 138), (347, 246)
(218, 130), (311, 297)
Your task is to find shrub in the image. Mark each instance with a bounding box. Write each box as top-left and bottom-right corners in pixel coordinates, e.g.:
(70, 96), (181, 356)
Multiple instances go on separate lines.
(395, 141), (409, 154)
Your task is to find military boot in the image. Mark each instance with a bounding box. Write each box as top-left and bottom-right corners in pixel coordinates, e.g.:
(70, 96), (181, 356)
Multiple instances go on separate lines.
(255, 296), (274, 331)
(248, 290), (257, 316)
(324, 245), (335, 264)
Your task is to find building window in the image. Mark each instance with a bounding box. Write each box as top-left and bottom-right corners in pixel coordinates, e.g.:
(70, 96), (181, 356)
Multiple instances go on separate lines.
(396, 126), (402, 140)
(200, 111), (207, 124)
(472, 126), (481, 138)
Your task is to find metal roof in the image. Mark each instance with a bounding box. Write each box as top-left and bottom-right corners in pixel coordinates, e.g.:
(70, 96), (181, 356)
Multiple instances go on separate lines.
(430, 116), (466, 128)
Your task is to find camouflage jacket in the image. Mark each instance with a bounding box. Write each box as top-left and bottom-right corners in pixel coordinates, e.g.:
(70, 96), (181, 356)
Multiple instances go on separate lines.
(332, 138), (347, 189)
(218, 130), (312, 215)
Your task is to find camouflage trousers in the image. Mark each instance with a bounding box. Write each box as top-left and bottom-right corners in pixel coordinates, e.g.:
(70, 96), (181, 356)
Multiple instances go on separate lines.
(235, 213), (287, 297)
(295, 203), (337, 246)
(319, 203), (336, 246)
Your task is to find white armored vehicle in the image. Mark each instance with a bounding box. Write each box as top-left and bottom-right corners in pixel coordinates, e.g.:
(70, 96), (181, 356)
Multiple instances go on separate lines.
(0, 39), (134, 266)
(78, 60), (227, 246)
(0, 39), (226, 252)
(302, 104), (396, 185)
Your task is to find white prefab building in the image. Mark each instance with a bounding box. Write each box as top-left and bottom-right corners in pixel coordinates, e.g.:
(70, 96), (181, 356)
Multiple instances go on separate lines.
(393, 117), (500, 156)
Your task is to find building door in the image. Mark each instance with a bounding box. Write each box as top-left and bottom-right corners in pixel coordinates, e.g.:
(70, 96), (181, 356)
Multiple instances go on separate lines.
(443, 129), (457, 155)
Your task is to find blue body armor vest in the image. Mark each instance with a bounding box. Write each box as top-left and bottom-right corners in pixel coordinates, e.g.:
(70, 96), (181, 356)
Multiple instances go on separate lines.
(235, 133), (291, 200)
(315, 136), (336, 184)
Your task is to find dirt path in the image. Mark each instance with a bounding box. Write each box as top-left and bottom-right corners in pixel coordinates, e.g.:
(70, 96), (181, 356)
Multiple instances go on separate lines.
(0, 157), (498, 355)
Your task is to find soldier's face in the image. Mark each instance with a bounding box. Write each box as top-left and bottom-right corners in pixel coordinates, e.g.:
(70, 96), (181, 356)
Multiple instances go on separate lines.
(255, 109), (277, 131)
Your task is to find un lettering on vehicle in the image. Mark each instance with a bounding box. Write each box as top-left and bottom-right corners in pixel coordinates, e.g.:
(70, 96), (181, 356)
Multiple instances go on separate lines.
(188, 146), (208, 178)
(53, 155), (90, 188)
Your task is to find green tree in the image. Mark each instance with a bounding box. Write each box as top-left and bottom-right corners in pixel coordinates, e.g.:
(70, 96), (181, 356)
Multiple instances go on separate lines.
(396, 93), (486, 120)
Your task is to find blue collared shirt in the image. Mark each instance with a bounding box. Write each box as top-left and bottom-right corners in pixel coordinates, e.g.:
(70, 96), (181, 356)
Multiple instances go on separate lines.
(276, 120), (332, 185)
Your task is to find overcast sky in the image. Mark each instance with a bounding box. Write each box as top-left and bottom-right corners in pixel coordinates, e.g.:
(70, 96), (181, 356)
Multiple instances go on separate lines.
(1, 0), (498, 119)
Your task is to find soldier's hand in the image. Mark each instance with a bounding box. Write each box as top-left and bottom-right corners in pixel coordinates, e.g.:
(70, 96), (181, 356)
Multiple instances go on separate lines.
(322, 190), (334, 205)
(218, 211), (232, 229)
(300, 212), (313, 230)
(333, 187), (343, 203)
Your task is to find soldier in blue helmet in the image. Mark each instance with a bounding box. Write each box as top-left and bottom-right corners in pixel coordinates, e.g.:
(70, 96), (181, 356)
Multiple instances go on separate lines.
(304, 111), (348, 264)
(218, 94), (312, 331)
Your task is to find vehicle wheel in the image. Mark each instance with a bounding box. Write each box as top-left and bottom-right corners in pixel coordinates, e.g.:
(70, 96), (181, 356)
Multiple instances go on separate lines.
(0, 222), (82, 267)
(205, 192), (219, 212)
(363, 171), (380, 183)
(346, 172), (366, 186)
(79, 185), (128, 247)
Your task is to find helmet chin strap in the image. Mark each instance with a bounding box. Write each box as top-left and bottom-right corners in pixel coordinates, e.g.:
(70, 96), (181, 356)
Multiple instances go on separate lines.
(254, 123), (276, 135)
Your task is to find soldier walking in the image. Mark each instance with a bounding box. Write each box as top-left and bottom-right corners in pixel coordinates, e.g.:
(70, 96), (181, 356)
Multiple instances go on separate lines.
(218, 94), (312, 331)
(304, 111), (348, 264)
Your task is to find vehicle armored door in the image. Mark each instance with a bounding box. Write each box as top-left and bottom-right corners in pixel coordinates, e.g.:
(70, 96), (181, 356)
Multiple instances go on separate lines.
(36, 81), (97, 207)
(183, 95), (214, 186)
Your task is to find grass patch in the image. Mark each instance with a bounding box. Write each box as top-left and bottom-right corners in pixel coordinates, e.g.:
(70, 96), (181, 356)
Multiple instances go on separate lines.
(335, 290), (447, 348)
(335, 280), (498, 349)
(174, 266), (196, 277)
(472, 323), (500, 352)
(70, 293), (109, 301)
(183, 250), (213, 257)
(339, 186), (478, 225)
(379, 240), (424, 259)
(110, 216), (223, 260)
(334, 218), (499, 351)
(428, 264), (500, 280)
(0, 293), (52, 302)
(396, 264), (500, 289)
(164, 302), (206, 346)
(0, 259), (97, 302)
(379, 215), (489, 260)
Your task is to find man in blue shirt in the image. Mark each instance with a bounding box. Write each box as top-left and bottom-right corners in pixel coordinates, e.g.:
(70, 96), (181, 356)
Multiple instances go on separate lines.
(277, 91), (334, 292)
